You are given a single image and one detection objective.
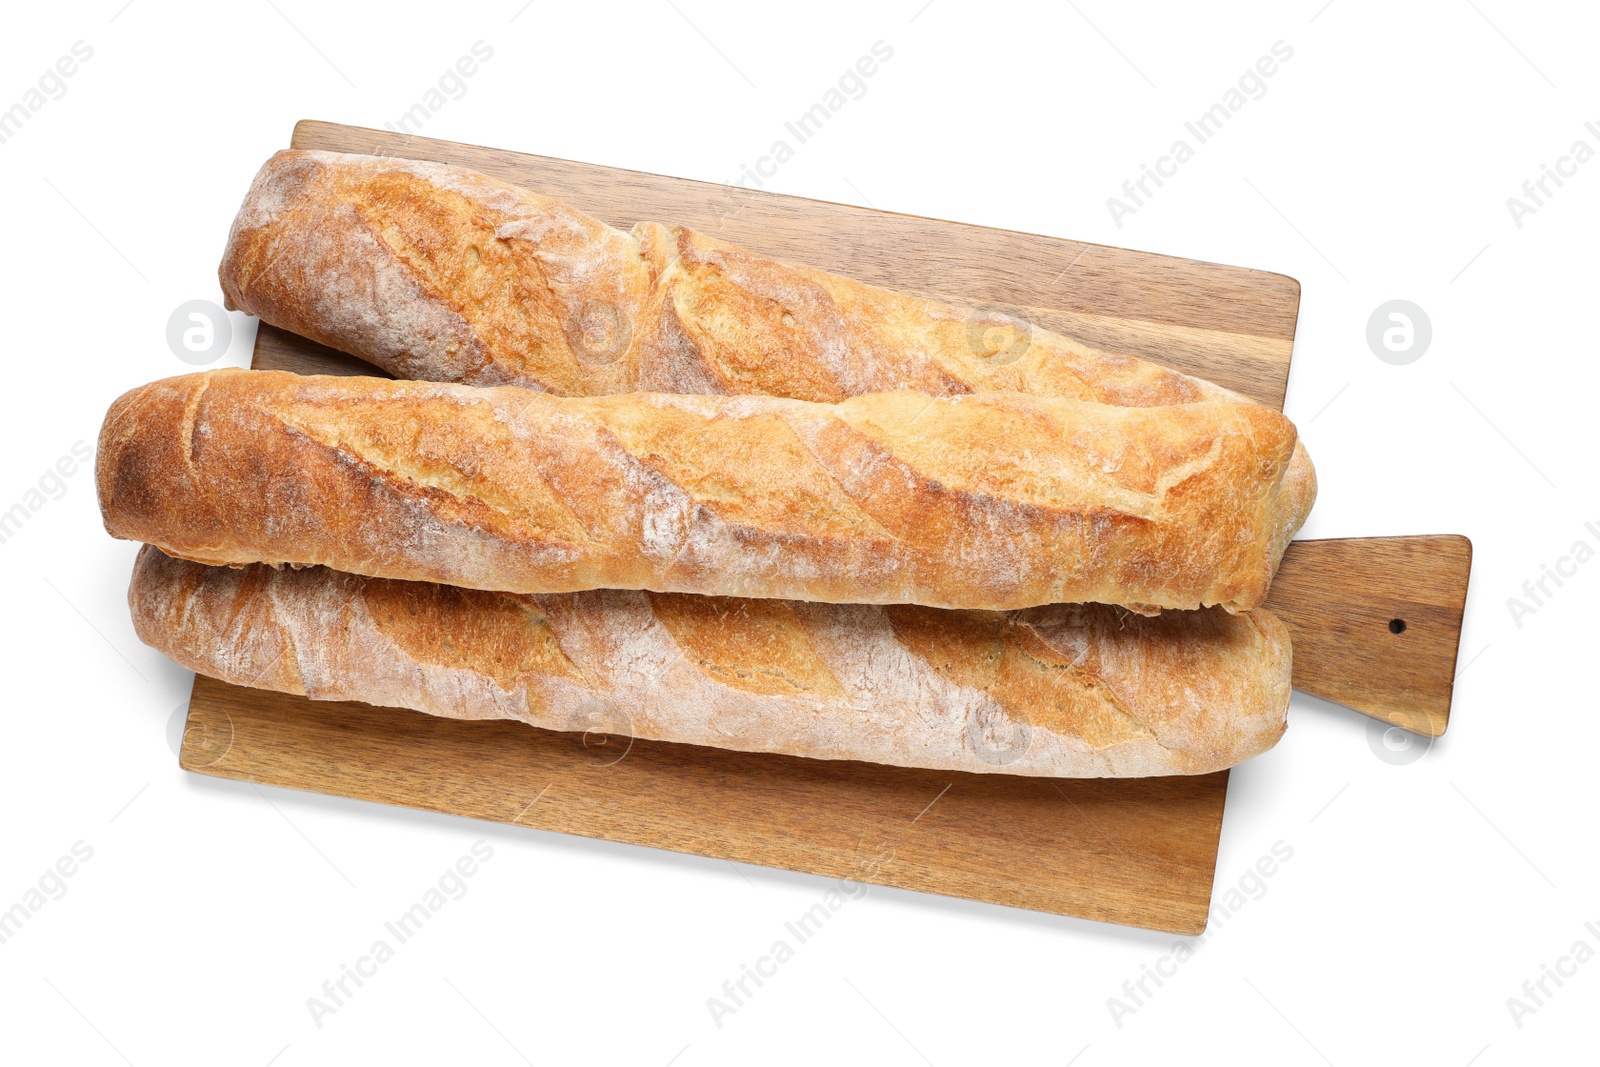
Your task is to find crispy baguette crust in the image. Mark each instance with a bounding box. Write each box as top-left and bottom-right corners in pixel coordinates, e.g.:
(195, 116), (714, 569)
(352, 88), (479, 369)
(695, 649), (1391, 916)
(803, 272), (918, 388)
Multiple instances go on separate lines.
(217, 149), (1315, 551)
(220, 151), (1249, 403)
(131, 546), (1290, 777)
(98, 370), (1299, 612)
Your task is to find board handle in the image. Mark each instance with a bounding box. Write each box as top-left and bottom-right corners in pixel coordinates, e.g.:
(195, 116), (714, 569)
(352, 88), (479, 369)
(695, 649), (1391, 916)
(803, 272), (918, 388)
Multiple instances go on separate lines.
(1264, 535), (1472, 738)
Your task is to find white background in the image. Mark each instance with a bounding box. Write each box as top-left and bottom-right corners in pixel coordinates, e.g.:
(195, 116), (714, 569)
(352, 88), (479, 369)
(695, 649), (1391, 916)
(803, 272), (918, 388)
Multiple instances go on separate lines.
(1, 1), (1595, 1063)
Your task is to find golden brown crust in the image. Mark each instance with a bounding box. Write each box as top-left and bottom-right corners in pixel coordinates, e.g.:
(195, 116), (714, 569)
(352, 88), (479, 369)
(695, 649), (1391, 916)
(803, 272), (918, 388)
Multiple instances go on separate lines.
(188, 150), (1315, 771)
(218, 149), (1315, 537)
(221, 150), (1234, 405)
(130, 546), (1290, 777)
(219, 150), (651, 391)
(98, 370), (1300, 612)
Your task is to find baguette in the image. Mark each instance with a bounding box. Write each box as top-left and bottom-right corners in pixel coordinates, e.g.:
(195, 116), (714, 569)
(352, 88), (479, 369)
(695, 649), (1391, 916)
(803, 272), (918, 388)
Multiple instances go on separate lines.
(217, 149), (1315, 548)
(131, 546), (1291, 777)
(98, 369), (1300, 613)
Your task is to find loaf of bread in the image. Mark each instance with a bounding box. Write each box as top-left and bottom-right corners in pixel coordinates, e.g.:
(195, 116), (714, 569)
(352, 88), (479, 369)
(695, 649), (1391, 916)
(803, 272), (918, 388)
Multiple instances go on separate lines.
(97, 369), (1301, 613)
(130, 545), (1291, 777)
(218, 149), (1315, 539)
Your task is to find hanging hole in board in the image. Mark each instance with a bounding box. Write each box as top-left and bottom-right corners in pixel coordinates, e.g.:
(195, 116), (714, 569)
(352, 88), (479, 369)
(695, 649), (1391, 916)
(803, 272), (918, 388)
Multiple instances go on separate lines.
(1388, 618), (1407, 634)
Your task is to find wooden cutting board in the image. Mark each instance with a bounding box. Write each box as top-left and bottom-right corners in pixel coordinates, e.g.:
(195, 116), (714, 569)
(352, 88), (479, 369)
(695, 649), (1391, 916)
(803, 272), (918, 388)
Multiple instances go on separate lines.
(178, 121), (1468, 934)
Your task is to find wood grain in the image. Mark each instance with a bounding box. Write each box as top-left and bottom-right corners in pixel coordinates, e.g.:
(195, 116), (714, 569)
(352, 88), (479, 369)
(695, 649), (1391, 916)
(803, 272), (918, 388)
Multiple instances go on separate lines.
(1264, 536), (1473, 737)
(183, 673), (1228, 934)
(173, 120), (1451, 934)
